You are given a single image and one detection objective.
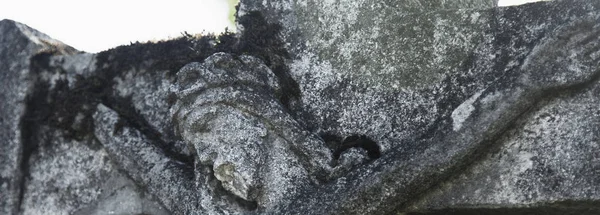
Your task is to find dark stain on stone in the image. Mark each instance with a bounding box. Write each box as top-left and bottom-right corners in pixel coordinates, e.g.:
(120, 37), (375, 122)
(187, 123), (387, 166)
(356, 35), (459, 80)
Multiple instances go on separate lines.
(18, 49), (71, 213)
(405, 200), (600, 215)
(319, 132), (343, 152)
(235, 11), (302, 112)
(22, 10), (297, 174)
(15, 10), (309, 213)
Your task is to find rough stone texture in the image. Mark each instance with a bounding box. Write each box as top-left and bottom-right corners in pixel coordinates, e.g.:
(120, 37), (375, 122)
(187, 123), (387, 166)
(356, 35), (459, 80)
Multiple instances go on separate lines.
(406, 81), (600, 213)
(2, 0), (600, 214)
(233, 1), (600, 214)
(0, 20), (173, 215)
(170, 53), (328, 206)
(73, 173), (170, 215)
(0, 19), (77, 215)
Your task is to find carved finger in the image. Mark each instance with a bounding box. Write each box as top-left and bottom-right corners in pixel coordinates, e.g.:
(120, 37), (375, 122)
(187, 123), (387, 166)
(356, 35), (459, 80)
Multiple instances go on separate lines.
(174, 87), (332, 175)
(202, 53), (279, 89)
(175, 57), (280, 105)
(237, 55), (281, 90)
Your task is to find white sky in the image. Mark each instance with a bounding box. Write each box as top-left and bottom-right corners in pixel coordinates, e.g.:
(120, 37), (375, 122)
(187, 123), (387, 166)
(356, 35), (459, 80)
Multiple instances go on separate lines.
(0, 0), (234, 53)
(0, 0), (545, 53)
(498, 0), (550, 6)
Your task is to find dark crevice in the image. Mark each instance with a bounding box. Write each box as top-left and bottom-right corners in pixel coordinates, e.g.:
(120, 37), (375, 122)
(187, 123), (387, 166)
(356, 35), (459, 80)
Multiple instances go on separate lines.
(234, 11), (301, 113)
(203, 164), (259, 211)
(406, 200), (600, 215)
(16, 50), (58, 213)
(318, 133), (382, 181)
(320, 133), (383, 160)
(333, 135), (381, 160)
(320, 132), (344, 152)
(99, 95), (195, 170)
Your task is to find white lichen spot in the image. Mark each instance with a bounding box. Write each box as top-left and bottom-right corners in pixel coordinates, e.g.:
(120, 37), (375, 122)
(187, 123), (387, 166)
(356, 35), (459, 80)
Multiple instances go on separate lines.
(515, 151), (534, 174)
(480, 90), (503, 105)
(451, 91), (483, 131)
(470, 12), (481, 23)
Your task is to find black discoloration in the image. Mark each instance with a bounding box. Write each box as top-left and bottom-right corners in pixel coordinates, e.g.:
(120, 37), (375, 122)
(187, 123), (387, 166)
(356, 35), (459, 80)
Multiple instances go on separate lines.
(17, 50), (64, 213)
(236, 11), (301, 112)
(333, 135), (381, 160)
(18, 11), (298, 178)
(88, 11), (297, 213)
(319, 132), (343, 152)
(405, 200), (600, 215)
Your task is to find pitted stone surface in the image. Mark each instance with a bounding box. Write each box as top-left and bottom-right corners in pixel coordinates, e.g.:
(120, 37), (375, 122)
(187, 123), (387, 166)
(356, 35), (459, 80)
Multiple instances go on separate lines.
(407, 78), (600, 211)
(238, 0), (600, 214)
(170, 53), (331, 207)
(3, 0), (600, 214)
(0, 19), (77, 215)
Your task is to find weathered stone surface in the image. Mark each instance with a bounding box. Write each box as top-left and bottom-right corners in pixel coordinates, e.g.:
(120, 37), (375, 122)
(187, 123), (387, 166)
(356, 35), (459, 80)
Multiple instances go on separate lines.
(241, 1), (597, 213)
(93, 104), (204, 214)
(170, 53), (327, 206)
(19, 130), (114, 214)
(0, 19), (176, 215)
(237, 0), (600, 214)
(73, 173), (170, 215)
(0, 19), (77, 215)
(406, 76), (600, 213)
(2, 0), (600, 214)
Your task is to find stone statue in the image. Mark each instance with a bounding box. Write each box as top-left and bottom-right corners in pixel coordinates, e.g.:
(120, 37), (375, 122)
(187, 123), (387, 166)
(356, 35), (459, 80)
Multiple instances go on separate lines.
(3, 0), (600, 214)
(94, 14), (600, 214)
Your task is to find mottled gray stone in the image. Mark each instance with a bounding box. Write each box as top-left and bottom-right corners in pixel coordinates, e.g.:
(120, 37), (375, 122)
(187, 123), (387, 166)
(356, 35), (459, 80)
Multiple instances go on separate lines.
(0, 19), (76, 215)
(3, 0), (600, 214)
(73, 173), (170, 215)
(19, 130), (112, 215)
(0, 19), (172, 215)
(171, 53), (340, 207)
(236, 0), (600, 214)
(93, 104), (217, 214)
(406, 74), (600, 212)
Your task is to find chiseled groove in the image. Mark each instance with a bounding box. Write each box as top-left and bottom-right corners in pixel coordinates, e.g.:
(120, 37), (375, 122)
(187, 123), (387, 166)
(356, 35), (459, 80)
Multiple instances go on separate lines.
(100, 95), (195, 171)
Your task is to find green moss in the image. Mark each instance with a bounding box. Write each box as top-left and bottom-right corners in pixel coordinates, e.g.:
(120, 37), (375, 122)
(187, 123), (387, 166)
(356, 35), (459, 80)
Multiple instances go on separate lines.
(227, 0), (240, 29)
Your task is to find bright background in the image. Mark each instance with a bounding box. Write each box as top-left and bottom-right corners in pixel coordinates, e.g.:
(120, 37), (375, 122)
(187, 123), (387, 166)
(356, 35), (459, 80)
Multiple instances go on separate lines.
(0, 0), (237, 53)
(498, 0), (550, 6)
(0, 0), (545, 53)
